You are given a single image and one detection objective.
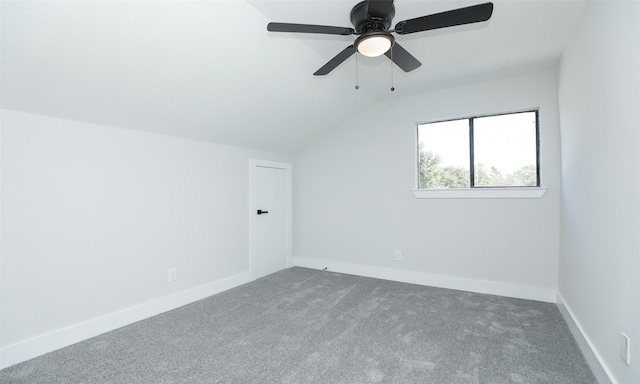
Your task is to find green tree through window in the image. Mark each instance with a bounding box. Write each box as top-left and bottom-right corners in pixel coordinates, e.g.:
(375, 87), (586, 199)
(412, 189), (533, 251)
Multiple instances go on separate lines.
(418, 145), (469, 189)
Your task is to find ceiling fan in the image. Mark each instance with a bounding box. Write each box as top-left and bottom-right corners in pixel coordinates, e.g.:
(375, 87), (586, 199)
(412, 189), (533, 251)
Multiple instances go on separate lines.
(267, 0), (494, 76)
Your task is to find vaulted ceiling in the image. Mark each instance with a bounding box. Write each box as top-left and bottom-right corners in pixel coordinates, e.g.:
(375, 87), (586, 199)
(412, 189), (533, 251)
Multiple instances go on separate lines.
(1, 1), (587, 154)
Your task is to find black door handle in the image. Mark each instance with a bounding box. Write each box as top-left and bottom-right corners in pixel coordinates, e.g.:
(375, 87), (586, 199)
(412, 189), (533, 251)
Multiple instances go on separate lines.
(257, 210), (269, 215)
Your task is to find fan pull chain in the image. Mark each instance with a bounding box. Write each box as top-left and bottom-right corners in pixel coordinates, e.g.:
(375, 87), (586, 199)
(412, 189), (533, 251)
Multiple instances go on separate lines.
(390, 47), (395, 92)
(355, 52), (360, 90)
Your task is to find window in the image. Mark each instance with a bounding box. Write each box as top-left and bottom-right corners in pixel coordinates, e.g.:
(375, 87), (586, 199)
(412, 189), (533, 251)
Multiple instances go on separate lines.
(417, 110), (539, 189)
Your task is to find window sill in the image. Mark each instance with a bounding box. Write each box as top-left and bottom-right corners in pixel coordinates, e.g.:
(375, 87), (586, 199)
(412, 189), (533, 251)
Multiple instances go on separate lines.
(412, 187), (547, 199)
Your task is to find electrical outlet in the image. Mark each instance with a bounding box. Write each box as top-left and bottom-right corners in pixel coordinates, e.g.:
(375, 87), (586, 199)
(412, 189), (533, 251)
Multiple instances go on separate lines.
(167, 268), (177, 283)
(395, 250), (402, 261)
(621, 332), (631, 365)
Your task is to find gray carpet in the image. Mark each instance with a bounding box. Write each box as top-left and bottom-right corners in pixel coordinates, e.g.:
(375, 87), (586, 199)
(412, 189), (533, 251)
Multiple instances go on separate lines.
(1, 267), (596, 383)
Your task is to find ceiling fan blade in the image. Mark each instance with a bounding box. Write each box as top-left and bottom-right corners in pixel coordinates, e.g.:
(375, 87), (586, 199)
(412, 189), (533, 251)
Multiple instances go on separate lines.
(394, 2), (493, 35)
(314, 45), (357, 76)
(367, 0), (394, 19)
(384, 43), (421, 72)
(267, 22), (354, 36)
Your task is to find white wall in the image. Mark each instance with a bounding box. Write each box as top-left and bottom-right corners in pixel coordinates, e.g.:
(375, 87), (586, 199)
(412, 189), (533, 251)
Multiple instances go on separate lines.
(293, 70), (562, 302)
(557, 2), (640, 384)
(0, 109), (290, 367)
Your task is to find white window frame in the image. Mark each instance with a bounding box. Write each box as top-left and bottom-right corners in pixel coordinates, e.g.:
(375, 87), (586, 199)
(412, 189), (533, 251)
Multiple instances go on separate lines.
(412, 187), (547, 199)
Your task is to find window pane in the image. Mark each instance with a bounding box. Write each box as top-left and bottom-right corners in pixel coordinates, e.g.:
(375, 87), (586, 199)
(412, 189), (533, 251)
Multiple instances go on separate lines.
(418, 119), (470, 189)
(473, 111), (538, 187)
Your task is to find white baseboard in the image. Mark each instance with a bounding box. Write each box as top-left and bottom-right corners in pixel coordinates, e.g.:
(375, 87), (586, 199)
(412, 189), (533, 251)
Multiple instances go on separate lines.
(293, 256), (557, 303)
(556, 292), (616, 384)
(0, 271), (253, 369)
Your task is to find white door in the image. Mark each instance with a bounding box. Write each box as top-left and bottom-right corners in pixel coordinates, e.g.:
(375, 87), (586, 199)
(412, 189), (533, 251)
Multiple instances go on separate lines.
(250, 160), (291, 279)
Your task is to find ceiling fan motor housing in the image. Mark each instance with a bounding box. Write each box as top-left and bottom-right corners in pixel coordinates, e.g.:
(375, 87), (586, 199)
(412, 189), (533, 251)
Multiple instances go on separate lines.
(350, 1), (395, 33)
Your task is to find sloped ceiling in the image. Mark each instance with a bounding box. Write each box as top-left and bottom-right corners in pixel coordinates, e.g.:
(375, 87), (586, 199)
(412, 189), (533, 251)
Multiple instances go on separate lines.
(1, 1), (587, 154)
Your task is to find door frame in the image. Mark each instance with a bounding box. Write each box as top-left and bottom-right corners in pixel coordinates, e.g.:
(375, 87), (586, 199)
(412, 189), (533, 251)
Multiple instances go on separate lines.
(248, 159), (292, 280)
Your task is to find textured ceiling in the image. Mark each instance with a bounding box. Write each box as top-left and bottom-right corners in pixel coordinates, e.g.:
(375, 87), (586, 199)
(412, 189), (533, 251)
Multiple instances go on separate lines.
(1, 1), (587, 154)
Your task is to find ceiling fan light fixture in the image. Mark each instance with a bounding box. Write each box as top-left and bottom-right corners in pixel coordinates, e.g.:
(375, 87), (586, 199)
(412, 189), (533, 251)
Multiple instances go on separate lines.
(355, 33), (394, 57)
